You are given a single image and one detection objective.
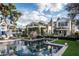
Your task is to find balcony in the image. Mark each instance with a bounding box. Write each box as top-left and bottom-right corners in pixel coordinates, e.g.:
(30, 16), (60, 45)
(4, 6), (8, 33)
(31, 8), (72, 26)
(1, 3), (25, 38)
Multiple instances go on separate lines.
(56, 26), (69, 30)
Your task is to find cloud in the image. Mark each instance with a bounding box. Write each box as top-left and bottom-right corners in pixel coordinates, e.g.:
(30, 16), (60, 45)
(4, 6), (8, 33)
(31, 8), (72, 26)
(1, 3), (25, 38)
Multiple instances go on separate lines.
(17, 3), (67, 28)
(56, 11), (68, 18)
(37, 3), (63, 12)
(17, 10), (48, 27)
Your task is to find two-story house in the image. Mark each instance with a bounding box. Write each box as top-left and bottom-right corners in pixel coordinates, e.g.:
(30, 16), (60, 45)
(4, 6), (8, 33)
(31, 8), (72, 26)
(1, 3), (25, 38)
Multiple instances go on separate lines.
(47, 17), (78, 36)
(55, 18), (72, 36)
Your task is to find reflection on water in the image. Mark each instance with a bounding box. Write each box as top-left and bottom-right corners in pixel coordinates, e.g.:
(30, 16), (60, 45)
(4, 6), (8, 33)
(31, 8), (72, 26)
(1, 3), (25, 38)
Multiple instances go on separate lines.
(0, 40), (61, 56)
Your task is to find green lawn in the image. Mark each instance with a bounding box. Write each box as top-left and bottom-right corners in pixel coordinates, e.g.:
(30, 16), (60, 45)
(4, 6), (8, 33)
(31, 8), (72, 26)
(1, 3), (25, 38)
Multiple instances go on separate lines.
(53, 40), (79, 56)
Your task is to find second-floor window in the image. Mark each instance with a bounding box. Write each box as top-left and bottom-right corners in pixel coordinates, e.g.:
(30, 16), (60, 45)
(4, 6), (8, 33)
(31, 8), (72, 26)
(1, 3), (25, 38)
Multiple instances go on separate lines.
(77, 26), (79, 29)
(58, 22), (68, 26)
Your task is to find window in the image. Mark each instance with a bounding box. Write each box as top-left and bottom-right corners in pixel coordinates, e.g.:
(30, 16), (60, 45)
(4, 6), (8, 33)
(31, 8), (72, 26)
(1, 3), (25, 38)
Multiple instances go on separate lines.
(77, 26), (79, 29)
(58, 22), (68, 26)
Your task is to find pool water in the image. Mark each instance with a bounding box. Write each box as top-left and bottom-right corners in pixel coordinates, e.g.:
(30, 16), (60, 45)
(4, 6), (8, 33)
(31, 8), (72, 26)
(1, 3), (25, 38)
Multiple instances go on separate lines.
(0, 40), (62, 56)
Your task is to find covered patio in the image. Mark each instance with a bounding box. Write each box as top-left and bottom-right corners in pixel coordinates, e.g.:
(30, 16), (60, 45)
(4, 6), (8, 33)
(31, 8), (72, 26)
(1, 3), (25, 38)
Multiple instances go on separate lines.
(26, 22), (47, 36)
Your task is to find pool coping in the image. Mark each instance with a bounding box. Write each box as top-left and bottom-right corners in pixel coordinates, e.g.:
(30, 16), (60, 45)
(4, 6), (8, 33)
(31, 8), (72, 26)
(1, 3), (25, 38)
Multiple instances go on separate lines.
(44, 42), (68, 56)
(54, 45), (68, 56)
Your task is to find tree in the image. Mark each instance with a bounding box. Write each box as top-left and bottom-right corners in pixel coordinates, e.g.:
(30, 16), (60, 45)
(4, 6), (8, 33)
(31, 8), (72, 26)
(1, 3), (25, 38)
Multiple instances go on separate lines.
(65, 3), (79, 35)
(9, 10), (22, 31)
(0, 3), (22, 39)
(0, 4), (10, 22)
(66, 3), (79, 19)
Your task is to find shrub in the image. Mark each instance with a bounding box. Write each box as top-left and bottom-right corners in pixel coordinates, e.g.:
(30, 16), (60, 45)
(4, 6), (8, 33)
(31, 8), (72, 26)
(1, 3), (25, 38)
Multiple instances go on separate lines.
(75, 32), (79, 37)
(0, 37), (4, 40)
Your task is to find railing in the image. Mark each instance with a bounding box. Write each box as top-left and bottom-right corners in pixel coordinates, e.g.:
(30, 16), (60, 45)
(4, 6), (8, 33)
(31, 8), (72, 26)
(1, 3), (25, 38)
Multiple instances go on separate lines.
(56, 26), (69, 29)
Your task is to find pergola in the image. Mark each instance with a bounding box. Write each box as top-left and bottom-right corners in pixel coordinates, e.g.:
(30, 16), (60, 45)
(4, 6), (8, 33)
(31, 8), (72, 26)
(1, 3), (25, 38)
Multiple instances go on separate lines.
(26, 22), (47, 36)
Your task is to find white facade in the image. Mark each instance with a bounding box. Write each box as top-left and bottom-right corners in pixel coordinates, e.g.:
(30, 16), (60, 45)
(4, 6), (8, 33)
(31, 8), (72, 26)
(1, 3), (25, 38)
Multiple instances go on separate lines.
(47, 26), (52, 34)
(26, 22), (47, 36)
(55, 18), (72, 36)
(74, 25), (79, 32)
(47, 17), (79, 36)
(47, 18), (56, 35)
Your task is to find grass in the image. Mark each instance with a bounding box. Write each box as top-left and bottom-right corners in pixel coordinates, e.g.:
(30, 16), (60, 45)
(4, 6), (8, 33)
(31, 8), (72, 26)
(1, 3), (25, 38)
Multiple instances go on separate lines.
(53, 40), (79, 56)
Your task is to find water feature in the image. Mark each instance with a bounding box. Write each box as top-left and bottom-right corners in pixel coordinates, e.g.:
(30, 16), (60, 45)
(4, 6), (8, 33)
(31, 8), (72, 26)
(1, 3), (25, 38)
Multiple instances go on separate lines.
(0, 39), (63, 56)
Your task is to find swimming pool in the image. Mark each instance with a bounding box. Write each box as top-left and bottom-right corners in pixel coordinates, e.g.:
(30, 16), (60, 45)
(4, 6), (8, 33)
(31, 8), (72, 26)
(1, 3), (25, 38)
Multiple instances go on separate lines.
(0, 39), (64, 56)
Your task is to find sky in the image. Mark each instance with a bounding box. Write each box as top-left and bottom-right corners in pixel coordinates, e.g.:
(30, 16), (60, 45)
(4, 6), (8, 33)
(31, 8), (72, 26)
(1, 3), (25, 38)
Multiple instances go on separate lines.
(14, 3), (68, 28)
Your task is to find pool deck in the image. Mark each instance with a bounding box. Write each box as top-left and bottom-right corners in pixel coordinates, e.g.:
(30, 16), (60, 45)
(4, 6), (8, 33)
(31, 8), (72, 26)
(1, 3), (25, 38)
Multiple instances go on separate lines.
(55, 45), (68, 56)
(44, 41), (68, 56)
(0, 38), (57, 43)
(0, 39), (21, 43)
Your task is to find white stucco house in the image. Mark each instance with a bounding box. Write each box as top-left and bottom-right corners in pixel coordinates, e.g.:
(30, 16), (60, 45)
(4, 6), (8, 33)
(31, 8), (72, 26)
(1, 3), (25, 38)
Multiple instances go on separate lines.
(47, 17), (79, 36)
(75, 26), (79, 32)
(47, 19), (56, 35)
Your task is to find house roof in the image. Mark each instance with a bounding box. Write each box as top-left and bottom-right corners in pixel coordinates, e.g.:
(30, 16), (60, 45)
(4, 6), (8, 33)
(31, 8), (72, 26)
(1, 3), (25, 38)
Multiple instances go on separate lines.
(26, 21), (47, 27)
(56, 17), (70, 22)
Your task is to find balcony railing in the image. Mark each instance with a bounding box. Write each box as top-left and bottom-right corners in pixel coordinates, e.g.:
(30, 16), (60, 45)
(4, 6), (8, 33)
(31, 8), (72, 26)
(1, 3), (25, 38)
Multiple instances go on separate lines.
(56, 26), (69, 29)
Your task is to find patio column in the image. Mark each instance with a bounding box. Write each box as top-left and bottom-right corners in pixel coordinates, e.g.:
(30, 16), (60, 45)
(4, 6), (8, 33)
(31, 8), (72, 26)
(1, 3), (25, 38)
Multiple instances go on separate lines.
(27, 27), (28, 35)
(39, 26), (41, 36)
